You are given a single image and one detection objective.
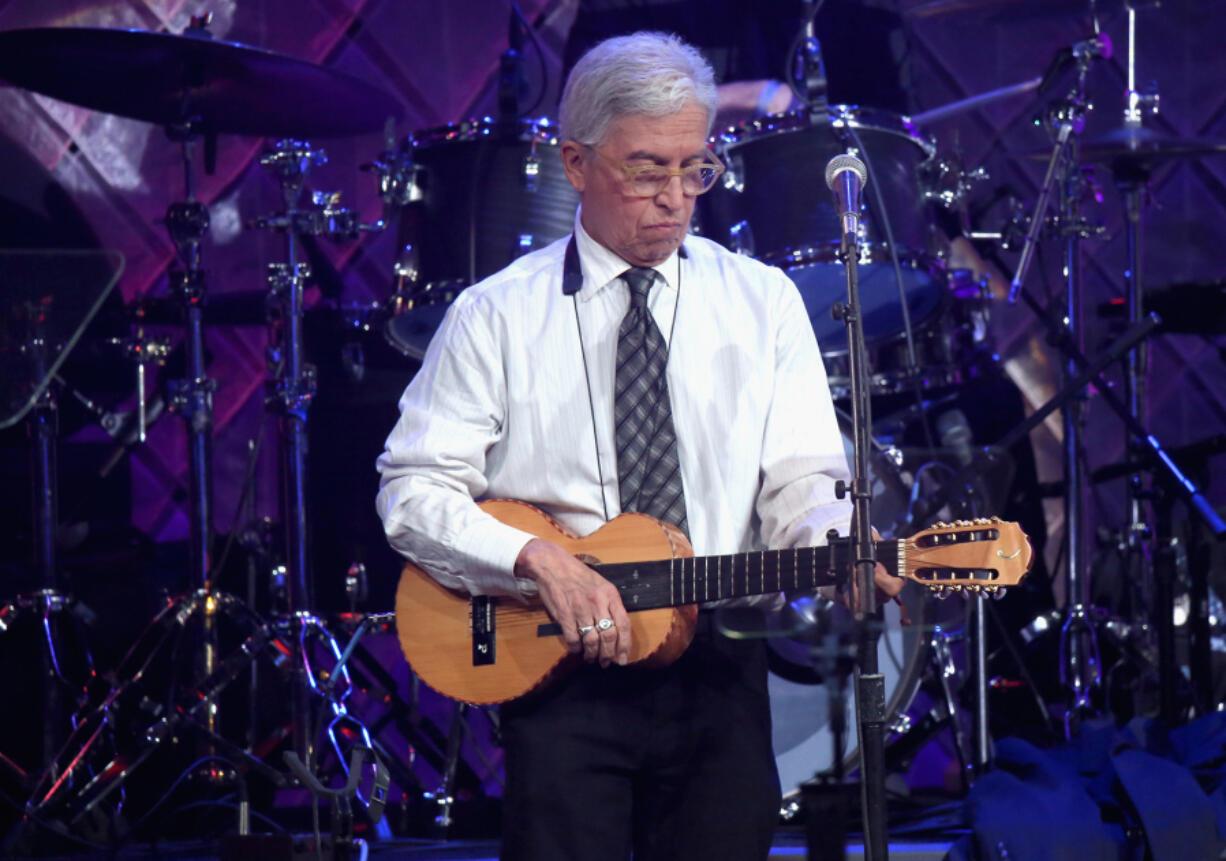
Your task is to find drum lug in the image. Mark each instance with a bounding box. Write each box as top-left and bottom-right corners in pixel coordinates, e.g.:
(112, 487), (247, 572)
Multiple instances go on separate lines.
(720, 151), (744, 194)
(513, 233), (537, 258)
(367, 144), (422, 207)
(521, 151), (541, 192)
(394, 243), (421, 289)
(888, 712), (912, 735)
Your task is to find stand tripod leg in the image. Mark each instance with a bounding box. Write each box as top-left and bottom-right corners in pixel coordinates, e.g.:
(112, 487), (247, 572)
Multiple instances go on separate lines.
(970, 595), (991, 777)
(430, 702), (468, 838)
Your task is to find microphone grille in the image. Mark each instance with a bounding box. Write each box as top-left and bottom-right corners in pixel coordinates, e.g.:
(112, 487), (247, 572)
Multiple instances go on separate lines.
(825, 153), (867, 190)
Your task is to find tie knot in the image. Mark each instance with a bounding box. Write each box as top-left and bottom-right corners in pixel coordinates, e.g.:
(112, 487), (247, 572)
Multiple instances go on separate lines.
(622, 267), (656, 305)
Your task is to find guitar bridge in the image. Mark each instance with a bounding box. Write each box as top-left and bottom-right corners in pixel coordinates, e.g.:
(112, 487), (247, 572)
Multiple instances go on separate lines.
(471, 596), (495, 666)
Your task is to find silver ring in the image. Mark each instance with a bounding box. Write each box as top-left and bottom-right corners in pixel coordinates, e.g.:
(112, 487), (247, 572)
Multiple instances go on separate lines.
(596, 617), (615, 632)
(577, 625), (595, 636)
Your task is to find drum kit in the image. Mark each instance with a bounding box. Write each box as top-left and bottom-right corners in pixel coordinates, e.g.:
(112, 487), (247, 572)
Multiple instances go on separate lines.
(0, 0), (1223, 849)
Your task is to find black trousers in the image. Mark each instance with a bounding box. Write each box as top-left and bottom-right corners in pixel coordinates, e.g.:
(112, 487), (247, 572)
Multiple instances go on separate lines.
(499, 612), (782, 861)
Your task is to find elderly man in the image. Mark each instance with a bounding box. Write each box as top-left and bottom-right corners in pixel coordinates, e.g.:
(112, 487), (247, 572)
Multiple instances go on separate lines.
(377, 31), (885, 860)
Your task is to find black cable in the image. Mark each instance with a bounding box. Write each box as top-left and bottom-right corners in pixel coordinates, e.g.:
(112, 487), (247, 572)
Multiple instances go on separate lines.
(845, 122), (935, 451)
(119, 755), (244, 843)
(169, 798), (287, 833)
(208, 410), (270, 582)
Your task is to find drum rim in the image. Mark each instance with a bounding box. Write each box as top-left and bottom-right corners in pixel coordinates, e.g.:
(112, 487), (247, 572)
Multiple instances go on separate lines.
(408, 115), (562, 147)
(825, 365), (967, 400)
(713, 105), (936, 159)
(771, 582), (935, 796)
(769, 242), (946, 274)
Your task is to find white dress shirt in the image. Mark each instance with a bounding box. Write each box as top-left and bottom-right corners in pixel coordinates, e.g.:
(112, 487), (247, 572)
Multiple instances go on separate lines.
(376, 212), (852, 600)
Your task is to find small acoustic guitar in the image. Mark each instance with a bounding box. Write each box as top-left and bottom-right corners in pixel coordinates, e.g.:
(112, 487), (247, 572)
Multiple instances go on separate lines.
(395, 500), (1032, 705)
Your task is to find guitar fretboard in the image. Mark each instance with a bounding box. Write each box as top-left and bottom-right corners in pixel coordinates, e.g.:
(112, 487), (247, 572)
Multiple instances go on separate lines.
(594, 539), (902, 611)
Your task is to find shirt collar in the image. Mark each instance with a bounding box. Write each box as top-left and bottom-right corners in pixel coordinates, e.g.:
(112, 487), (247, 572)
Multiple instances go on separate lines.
(570, 206), (683, 303)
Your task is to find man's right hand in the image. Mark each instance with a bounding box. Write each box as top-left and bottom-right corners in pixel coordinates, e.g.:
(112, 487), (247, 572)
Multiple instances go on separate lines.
(514, 538), (631, 668)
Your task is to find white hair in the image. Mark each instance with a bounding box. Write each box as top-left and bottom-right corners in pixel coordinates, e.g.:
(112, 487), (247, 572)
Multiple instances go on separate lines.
(559, 31), (718, 147)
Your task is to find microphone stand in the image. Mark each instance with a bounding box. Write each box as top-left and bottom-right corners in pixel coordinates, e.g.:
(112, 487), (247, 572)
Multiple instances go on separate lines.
(831, 166), (889, 860)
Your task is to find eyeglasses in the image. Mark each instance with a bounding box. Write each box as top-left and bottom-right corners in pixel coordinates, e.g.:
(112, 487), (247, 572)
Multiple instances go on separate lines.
(587, 146), (725, 197)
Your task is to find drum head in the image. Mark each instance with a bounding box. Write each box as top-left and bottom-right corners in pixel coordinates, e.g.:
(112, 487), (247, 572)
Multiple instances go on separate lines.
(786, 254), (946, 357)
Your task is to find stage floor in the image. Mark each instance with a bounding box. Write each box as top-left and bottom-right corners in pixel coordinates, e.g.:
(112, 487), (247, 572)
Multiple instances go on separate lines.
(6, 833), (959, 860)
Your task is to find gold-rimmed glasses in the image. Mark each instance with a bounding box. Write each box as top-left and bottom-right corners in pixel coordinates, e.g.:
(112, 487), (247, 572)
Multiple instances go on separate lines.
(587, 145), (726, 197)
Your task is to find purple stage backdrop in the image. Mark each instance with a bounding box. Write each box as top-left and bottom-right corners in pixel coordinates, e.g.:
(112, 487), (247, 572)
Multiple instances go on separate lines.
(0, 3), (1223, 618)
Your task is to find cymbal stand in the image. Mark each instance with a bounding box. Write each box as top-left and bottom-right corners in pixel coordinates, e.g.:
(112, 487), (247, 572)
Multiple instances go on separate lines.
(252, 140), (381, 766)
(1111, 5), (1174, 721)
(0, 305), (96, 780)
(1006, 40), (1226, 732)
(1008, 46), (1102, 737)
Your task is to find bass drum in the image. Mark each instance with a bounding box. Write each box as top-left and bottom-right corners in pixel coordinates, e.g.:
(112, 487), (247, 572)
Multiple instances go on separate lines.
(768, 412), (930, 797)
(768, 584), (931, 798)
(384, 117), (579, 360)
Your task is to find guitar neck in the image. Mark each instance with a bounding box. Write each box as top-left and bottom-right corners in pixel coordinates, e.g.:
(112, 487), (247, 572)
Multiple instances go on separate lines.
(593, 539), (900, 611)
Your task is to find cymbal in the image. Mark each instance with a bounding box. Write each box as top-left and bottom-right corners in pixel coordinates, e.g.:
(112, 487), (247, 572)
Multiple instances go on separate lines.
(904, 0), (1138, 21)
(1076, 125), (1226, 164)
(1015, 125), (1226, 165)
(0, 27), (399, 138)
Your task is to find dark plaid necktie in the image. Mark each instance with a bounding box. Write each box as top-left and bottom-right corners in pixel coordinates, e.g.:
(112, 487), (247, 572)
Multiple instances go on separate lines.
(613, 267), (688, 533)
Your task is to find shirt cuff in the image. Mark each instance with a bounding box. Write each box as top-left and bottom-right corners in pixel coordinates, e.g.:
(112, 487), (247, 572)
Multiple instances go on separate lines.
(455, 515), (540, 597)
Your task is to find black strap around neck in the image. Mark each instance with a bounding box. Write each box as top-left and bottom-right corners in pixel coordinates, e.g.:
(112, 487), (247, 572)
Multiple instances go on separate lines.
(561, 234), (687, 296)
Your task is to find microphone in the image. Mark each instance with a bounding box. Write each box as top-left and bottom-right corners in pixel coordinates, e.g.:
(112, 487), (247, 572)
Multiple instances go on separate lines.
(824, 153), (867, 240)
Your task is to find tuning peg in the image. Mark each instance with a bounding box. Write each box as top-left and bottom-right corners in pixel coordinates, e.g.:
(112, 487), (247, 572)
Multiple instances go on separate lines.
(992, 587), (1008, 601)
(934, 587), (951, 600)
(967, 584), (981, 593)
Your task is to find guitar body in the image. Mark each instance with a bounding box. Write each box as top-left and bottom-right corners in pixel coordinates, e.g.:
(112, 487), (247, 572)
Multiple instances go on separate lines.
(395, 500), (700, 705)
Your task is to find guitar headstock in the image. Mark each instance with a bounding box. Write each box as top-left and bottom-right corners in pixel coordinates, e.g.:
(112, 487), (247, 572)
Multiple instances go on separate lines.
(901, 517), (1032, 599)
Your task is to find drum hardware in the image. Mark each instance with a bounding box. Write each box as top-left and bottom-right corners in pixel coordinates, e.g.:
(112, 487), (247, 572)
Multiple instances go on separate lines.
(790, 0), (830, 117)
(0, 251), (123, 792)
(281, 746), (389, 861)
(252, 139), (384, 768)
(380, 116), (579, 360)
(911, 77), (1043, 127)
(24, 589), (288, 829)
(1006, 18), (1226, 733)
(0, 20), (400, 844)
